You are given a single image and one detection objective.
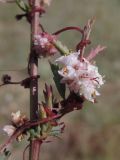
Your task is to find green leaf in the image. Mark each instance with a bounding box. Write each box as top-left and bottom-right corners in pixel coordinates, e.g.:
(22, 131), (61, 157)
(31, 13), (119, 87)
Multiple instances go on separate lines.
(53, 40), (70, 56)
(50, 62), (66, 99)
(16, 0), (29, 12)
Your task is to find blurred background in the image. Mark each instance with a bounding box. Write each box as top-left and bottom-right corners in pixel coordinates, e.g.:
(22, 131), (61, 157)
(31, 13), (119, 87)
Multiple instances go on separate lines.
(0, 0), (120, 159)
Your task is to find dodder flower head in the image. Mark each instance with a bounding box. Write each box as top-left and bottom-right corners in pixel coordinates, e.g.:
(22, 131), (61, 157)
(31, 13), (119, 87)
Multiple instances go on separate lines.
(34, 33), (57, 57)
(56, 50), (104, 102)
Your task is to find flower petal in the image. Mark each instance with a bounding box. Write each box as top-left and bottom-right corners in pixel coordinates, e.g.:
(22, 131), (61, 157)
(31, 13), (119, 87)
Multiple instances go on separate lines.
(56, 52), (80, 66)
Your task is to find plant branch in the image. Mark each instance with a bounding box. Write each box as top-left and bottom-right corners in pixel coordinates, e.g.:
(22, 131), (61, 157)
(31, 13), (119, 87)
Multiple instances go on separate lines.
(52, 26), (83, 35)
(0, 92), (84, 154)
(0, 114), (61, 153)
(29, 0), (44, 160)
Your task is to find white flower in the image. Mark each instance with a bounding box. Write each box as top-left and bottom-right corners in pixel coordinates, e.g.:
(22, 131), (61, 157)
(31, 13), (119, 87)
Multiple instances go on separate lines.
(80, 80), (100, 102)
(58, 66), (76, 80)
(56, 51), (104, 102)
(3, 125), (16, 137)
(56, 52), (80, 66)
(11, 110), (21, 124)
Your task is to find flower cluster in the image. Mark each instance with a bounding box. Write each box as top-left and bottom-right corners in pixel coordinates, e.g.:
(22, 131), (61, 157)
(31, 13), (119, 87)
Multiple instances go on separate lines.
(34, 33), (57, 57)
(56, 48), (105, 102)
(3, 111), (28, 139)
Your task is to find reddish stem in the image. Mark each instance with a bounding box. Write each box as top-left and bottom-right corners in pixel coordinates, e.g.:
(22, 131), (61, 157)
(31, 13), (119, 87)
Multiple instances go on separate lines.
(52, 26), (83, 35)
(29, 0), (42, 160)
(0, 114), (61, 153)
(30, 140), (42, 160)
(0, 92), (84, 154)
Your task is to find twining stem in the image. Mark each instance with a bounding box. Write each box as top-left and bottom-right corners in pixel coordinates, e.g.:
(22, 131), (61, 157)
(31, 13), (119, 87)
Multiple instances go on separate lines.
(52, 26), (83, 35)
(29, 0), (42, 160)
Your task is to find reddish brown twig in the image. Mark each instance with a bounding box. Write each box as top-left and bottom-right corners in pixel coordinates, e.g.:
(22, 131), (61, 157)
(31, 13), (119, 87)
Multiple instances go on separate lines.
(0, 92), (84, 154)
(52, 26), (83, 35)
(0, 114), (61, 153)
(28, 0), (43, 160)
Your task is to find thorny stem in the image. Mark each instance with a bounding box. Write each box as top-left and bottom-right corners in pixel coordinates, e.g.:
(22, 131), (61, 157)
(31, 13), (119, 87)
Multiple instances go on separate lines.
(29, 0), (42, 160)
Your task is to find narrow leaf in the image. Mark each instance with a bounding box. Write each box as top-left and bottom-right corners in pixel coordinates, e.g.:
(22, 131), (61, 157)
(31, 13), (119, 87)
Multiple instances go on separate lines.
(52, 40), (70, 56)
(16, 0), (29, 12)
(50, 62), (66, 99)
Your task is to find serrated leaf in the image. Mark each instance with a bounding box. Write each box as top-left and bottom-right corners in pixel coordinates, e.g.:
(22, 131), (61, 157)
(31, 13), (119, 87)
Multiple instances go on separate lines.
(50, 62), (66, 99)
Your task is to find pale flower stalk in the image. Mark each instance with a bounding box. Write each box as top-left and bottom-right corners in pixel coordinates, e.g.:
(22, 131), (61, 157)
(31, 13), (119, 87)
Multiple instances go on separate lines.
(56, 47), (105, 102)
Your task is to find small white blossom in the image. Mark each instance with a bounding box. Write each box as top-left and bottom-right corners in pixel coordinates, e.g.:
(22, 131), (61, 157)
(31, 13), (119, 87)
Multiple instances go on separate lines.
(56, 52), (80, 66)
(56, 51), (104, 102)
(3, 125), (16, 137)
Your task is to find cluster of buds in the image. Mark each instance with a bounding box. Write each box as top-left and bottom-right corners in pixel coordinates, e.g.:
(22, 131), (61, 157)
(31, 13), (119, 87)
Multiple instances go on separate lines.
(38, 84), (64, 139)
(3, 111), (28, 140)
(56, 45), (105, 103)
(34, 33), (57, 57)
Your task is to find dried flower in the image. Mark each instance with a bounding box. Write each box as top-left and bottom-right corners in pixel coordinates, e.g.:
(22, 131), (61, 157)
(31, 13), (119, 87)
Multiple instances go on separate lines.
(3, 111), (28, 140)
(3, 125), (16, 137)
(11, 110), (28, 127)
(11, 110), (21, 124)
(56, 50), (104, 102)
(41, 0), (52, 6)
(86, 45), (106, 61)
(34, 33), (57, 57)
